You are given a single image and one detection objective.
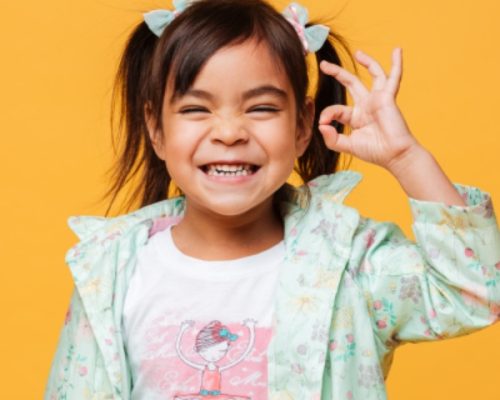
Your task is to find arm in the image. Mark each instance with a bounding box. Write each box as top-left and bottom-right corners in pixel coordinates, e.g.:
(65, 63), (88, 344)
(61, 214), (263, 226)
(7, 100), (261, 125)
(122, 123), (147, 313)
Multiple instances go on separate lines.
(387, 144), (466, 206)
(175, 321), (204, 370)
(44, 288), (114, 399)
(319, 46), (499, 342)
(349, 183), (499, 346)
(220, 319), (256, 372)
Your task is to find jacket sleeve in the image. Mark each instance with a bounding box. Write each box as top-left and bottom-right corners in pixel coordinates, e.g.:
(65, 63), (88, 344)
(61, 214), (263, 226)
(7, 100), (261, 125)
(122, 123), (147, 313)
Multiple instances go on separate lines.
(44, 287), (114, 399)
(348, 183), (500, 347)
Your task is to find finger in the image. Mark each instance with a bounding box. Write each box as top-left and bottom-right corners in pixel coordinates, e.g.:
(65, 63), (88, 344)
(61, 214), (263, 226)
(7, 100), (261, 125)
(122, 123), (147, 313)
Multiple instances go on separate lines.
(354, 50), (387, 91)
(320, 61), (369, 102)
(386, 47), (403, 96)
(318, 124), (352, 154)
(318, 104), (353, 126)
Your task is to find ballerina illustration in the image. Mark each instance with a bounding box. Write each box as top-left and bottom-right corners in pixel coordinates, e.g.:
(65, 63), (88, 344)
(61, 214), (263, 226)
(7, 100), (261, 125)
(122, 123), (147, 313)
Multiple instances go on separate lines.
(173, 319), (257, 399)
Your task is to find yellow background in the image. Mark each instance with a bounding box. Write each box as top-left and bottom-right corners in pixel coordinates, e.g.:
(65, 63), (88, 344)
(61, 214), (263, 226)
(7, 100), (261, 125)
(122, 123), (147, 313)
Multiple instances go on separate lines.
(1, 0), (499, 398)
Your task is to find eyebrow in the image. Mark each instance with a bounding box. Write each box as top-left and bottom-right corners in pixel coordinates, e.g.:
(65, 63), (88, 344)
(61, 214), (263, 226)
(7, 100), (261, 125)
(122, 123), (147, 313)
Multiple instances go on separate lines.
(242, 85), (288, 101)
(173, 85), (288, 103)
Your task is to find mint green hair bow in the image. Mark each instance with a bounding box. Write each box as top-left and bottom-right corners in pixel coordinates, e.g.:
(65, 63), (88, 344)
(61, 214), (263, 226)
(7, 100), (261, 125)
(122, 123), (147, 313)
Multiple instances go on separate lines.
(143, 0), (192, 37)
(282, 2), (330, 53)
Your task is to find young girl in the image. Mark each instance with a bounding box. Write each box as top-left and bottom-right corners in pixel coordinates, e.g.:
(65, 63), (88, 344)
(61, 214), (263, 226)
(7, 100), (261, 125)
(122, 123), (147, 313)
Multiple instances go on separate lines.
(44, 0), (500, 399)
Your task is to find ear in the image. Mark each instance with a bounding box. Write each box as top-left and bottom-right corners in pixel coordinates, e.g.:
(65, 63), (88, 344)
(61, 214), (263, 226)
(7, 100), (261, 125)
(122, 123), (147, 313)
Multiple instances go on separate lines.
(145, 102), (166, 160)
(295, 96), (315, 157)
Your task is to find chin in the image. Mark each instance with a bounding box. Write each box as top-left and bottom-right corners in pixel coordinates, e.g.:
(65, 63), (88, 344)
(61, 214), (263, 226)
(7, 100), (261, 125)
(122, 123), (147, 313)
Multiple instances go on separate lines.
(205, 203), (261, 218)
(194, 194), (273, 218)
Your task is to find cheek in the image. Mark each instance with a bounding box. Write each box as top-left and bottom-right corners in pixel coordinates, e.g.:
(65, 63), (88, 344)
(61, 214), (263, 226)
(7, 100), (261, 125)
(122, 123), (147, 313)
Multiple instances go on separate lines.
(161, 137), (191, 183)
(264, 124), (301, 161)
(255, 114), (295, 142)
(162, 123), (199, 162)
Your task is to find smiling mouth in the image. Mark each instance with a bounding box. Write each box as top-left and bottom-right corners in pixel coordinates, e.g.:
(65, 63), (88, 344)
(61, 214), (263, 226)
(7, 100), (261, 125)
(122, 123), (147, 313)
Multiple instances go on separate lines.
(201, 164), (260, 177)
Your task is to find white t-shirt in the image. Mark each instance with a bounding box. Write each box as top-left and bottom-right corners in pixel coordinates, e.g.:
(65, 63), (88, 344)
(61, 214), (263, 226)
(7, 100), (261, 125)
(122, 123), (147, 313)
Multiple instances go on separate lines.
(122, 225), (285, 400)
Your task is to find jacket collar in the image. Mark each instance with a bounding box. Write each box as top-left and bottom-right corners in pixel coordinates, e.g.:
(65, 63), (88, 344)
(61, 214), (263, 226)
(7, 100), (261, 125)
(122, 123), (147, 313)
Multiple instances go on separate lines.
(64, 170), (363, 399)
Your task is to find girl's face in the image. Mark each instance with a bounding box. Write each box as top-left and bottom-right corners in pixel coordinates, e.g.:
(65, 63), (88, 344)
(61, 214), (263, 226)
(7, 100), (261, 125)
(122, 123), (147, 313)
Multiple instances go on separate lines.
(148, 39), (313, 219)
(198, 341), (229, 362)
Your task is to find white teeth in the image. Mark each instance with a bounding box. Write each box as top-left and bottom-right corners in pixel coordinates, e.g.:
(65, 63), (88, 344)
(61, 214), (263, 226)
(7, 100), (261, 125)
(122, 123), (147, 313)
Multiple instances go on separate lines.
(205, 164), (255, 176)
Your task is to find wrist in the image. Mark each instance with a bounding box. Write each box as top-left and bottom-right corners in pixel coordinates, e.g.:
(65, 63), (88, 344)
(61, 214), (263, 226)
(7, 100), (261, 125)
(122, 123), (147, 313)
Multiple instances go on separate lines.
(386, 145), (466, 205)
(386, 143), (429, 179)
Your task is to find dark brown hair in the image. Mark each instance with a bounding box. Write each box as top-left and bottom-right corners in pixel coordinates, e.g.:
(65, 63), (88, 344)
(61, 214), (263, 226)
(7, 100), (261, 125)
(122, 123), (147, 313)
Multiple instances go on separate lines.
(103, 0), (355, 216)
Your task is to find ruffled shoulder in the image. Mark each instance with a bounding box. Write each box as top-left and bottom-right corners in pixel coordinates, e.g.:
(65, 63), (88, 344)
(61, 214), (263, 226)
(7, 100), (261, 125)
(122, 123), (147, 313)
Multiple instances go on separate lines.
(283, 170), (363, 211)
(64, 196), (186, 266)
(65, 196), (186, 240)
(66, 216), (111, 240)
(307, 170), (363, 202)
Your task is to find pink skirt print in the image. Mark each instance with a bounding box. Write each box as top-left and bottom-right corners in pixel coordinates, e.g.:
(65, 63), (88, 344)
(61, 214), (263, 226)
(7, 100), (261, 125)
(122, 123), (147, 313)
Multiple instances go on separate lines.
(174, 366), (250, 400)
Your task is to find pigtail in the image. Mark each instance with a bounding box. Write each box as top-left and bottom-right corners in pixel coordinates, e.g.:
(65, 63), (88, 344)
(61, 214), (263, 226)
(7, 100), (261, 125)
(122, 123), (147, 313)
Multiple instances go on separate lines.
(297, 29), (356, 182)
(102, 22), (169, 216)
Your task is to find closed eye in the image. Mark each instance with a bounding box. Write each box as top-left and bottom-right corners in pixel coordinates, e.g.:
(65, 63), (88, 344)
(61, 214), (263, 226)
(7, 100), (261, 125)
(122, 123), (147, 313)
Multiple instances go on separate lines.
(179, 107), (210, 114)
(249, 106), (281, 113)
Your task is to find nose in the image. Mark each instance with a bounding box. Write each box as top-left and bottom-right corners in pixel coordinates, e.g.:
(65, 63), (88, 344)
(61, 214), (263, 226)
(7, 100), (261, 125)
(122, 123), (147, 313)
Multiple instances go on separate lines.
(210, 117), (249, 146)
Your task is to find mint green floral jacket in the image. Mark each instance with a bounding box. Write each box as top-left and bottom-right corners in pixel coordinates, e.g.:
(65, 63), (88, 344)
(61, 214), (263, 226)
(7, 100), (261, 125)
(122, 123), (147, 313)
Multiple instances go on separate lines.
(44, 171), (500, 400)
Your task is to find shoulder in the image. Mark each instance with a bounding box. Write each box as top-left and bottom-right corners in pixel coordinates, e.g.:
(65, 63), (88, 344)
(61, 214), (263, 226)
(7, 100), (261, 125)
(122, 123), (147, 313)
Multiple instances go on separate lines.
(307, 170), (363, 202)
(280, 170), (363, 217)
(64, 196), (186, 266)
(66, 196), (186, 240)
(281, 171), (365, 254)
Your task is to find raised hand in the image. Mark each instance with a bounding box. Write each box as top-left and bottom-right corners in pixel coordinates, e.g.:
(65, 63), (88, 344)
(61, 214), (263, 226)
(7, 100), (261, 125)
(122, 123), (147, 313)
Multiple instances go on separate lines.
(318, 48), (422, 171)
(243, 318), (257, 328)
(180, 320), (195, 330)
(318, 48), (467, 206)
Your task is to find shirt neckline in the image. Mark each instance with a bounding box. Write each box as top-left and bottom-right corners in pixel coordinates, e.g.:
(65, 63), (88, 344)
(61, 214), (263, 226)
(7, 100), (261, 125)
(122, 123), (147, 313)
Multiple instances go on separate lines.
(152, 225), (286, 280)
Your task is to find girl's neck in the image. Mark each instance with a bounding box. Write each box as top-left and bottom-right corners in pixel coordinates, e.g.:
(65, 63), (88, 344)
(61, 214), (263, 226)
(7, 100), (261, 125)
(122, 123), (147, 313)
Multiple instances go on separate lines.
(170, 197), (284, 261)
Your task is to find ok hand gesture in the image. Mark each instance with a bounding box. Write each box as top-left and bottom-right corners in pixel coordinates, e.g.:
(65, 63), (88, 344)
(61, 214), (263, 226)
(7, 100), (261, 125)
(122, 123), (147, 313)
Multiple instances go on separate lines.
(319, 48), (467, 206)
(319, 48), (421, 171)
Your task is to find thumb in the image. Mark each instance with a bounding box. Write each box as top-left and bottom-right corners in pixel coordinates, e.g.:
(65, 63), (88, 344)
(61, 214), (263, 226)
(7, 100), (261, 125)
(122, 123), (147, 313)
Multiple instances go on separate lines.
(318, 124), (351, 154)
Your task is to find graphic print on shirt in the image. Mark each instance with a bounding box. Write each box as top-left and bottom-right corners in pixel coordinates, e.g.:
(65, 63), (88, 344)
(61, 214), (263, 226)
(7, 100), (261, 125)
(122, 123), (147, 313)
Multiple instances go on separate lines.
(137, 315), (272, 398)
(173, 319), (255, 399)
